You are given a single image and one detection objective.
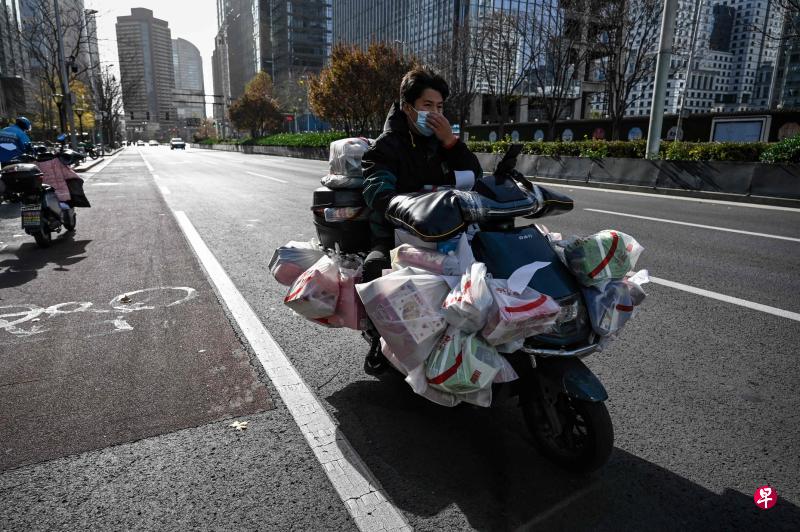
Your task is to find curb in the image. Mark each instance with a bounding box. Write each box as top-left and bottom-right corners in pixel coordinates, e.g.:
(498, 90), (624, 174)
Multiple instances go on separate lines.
(75, 148), (125, 173)
(527, 175), (800, 209)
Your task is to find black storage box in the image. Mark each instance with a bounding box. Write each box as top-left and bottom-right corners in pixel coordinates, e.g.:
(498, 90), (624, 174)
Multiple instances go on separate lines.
(311, 186), (371, 253)
(1, 163), (43, 194)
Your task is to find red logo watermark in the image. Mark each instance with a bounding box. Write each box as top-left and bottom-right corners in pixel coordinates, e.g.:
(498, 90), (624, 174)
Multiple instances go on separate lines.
(753, 485), (777, 510)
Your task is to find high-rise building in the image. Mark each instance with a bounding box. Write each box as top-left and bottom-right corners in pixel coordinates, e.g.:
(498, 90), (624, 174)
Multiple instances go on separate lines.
(771, 10), (800, 110)
(172, 37), (206, 137)
(601, 0), (786, 120)
(269, 0), (330, 87)
(0, 0), (26, 119)
(116, 8), (177, 139)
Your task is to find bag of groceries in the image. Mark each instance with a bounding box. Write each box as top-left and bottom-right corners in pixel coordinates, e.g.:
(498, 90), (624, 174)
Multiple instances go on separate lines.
(562, 230), (643, 287)
(329, 137), (370, 177)
(441, 262), (493, 333)
(283, 255), (340, 319)
(425, 327), (503, 395)
(269, 240), (325, 286)
(583, 269), (649, 336)
(356, 268), (450, 373)
(313, 257), (369, 330)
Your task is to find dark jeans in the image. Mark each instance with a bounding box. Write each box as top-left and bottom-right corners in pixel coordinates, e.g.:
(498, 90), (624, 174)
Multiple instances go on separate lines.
(363, 243), (391, 283)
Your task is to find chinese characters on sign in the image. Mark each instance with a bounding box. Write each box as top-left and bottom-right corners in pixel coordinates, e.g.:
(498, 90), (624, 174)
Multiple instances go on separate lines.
(753, 485), (777, 510)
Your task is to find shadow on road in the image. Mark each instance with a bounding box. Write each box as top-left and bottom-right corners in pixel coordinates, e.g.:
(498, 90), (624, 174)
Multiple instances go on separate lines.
(0, 236), (91, 290)
(0, 202), (20, 220)
(327, 378), (800, 531)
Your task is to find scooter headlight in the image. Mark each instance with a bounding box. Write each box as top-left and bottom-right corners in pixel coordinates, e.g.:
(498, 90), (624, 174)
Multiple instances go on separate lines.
(534, 293), (590, 345)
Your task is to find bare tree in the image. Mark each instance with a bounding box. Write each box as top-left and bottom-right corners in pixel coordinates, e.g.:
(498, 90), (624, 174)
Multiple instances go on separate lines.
(428, 18), (482, 135)
(592, 0), (664, 140)
(18, 0), (92, 132)
(476, 10), (535, 137)
(524, 1), (595, 140)
(95, 65), (124, 145)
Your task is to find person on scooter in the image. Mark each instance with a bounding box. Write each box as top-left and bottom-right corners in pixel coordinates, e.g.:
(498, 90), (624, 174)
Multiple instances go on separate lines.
(0, 117), (33, 164)
(361, 67), (482, 282)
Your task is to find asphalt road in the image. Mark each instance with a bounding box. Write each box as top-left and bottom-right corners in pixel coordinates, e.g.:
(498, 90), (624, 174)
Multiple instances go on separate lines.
(1, 146), (798, 531)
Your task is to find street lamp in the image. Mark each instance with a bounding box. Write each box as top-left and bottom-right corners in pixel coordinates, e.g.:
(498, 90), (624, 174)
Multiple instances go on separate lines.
(52, 92), (64, 131)
(74, 106), (85, 140)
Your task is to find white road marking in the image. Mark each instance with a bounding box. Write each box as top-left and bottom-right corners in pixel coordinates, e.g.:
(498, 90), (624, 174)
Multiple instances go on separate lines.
(88, 182), (121, 186)
(585, 208), (800, 243)
(245, 171), (288, 184)
(159, 185), (171, 195)
(651, 276), (800, 322)
(138, 150), (155, 172)
(172, 210), (411, 532)
(537, 182), (800, 212)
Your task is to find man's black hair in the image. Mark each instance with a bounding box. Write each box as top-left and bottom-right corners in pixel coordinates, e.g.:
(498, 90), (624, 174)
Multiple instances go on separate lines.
(400, 67), (449, 104)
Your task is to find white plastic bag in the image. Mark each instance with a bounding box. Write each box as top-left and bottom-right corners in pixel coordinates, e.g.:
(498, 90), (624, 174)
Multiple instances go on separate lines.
(390, 244), (460, 275)
(269, 240), (325, 286)
(356, 268), (450, 373)
(329, 137), (370, 177)
(441, 262), (493, 333)
(482, 262), (560, 346)
(425, 327), (502, 394)
(320, 174), (365, 190)
(583, 269), (649, 336)
(283, 256), (340, 319)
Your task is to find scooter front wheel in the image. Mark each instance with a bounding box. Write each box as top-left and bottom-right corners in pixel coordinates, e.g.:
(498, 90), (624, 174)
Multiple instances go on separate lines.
(63, 210), (76, 232)
(523, 394), (613, 474)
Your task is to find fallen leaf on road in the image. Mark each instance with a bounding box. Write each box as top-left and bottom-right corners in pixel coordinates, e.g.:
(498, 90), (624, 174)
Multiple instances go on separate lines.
(230, 420), (249, 432)
(119, 295), (131, 304)
(198, 349), (206, 353)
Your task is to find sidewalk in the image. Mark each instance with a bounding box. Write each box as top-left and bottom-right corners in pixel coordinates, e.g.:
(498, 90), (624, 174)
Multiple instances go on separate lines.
(74, 147), (125, 173)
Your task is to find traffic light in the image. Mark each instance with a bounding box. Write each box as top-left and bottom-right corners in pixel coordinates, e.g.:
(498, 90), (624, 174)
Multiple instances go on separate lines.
(146, 111), (150, 120)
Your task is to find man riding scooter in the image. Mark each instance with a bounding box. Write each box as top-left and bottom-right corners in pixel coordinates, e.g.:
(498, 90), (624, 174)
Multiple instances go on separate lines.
(360, 67), (483, 372)
(0, 117), (33, 165)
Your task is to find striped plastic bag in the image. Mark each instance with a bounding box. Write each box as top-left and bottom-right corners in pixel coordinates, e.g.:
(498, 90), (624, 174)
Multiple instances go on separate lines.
(562, 230), (643, 287)
(425, 327), (502, 395)
(583, 269), (649, 336)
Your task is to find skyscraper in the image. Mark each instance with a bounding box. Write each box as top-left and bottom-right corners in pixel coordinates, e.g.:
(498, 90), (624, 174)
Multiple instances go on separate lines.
(172, 37), (206, 135)
(116, 8), (176, 139)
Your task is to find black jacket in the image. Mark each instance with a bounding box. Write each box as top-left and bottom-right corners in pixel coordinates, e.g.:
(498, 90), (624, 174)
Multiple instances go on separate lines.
(362, 102), (482, 243)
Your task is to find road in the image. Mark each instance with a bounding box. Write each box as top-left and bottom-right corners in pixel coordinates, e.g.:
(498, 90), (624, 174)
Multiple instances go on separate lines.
(1, 146), (798, 531)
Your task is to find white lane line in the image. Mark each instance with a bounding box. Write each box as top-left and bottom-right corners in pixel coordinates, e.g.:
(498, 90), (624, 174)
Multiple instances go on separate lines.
(536, 182), (800, 212)
(159, 185), (171, 195)
(585, 208), (800, 243)
(138, 149), (155, 172)
(651, 276), (800, 322)
(246, 171), (288, 184)
(172, 211), (410, 532)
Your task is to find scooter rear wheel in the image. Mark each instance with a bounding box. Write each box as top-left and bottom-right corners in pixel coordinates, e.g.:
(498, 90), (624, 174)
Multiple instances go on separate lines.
(32, 221), (52, 248)
(523, 394), (613, 474)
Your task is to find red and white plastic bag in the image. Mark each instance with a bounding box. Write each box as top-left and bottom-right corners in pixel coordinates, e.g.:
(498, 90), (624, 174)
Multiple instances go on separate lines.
(441, 262), (493, 333)
(425, 327), (503, 395)
(283, 255), (340, 319)
(314, 257), (369, 330)
(481, 262), (561, 346)
(356, 268), (450, 373)
(390, 244), (461, 275)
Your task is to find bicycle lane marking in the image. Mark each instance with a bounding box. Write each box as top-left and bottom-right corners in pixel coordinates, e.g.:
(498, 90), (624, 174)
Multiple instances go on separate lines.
(171, 210), (411, 532)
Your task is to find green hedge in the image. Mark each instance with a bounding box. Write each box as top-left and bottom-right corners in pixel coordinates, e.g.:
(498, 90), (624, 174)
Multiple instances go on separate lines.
(246, 131), (349, 147)
(465, 138), (773, 162)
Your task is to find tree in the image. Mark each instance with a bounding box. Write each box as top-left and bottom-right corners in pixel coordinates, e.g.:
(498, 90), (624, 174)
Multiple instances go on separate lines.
(476, 10), (536, 138)
(524, 2), (595, 140)
(228, 72), (282, 138)
(18, 0), (92, 133)
(194, 118), (217, 142)
(592, 0), (664, 140)
(95, 65), (124, 145)
(429, 18), (482, 135)
(309, 43), (417, 136)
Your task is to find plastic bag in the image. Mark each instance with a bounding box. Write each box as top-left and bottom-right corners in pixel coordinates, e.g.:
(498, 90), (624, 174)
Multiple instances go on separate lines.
(356, 268), (449, 373)
(329, 137), (370, 177)
(562, 230), (643, 287)
(481, 262), (561, 346)
(269, 240), (325, 286)
(320, 174), (365, 190)
(390, 244), (460, 275)
(583, 269), (649, 336)
(425, 327), (502, 394)
(283, 256), (340, 319)
(441, 262), (493, 333)
(314, 258), (369, 330)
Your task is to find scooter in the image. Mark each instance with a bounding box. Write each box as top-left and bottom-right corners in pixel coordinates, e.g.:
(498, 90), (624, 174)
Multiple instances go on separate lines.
(364, 145), (613, 473)
(0, 152), (83, 248)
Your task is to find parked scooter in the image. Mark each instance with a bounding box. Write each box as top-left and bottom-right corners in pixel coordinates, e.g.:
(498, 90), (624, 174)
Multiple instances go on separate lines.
(0, 150), (88, 248)
(314, 144), (612, 473)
